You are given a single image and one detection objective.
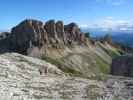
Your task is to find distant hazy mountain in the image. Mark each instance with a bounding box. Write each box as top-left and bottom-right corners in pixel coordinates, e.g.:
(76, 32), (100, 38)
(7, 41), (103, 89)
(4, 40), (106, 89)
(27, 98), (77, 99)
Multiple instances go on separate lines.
(81, 28), (133, 47)
(112, 33), (133, 47)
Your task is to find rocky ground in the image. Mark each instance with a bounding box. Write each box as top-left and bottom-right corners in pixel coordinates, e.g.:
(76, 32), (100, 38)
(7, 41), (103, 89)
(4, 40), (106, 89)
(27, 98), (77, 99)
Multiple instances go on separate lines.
(0, 53), (132, 100)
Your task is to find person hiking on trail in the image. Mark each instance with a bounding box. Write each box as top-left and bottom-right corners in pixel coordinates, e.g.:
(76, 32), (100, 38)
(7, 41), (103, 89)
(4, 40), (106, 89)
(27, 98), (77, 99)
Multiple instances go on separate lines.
(39, 68), (42, 75)
(39, 65), (48, 75)
(44, 66), (48, 75)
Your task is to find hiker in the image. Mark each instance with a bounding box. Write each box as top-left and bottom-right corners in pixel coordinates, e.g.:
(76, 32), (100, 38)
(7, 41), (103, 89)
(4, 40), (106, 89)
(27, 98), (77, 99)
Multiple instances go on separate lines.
(39, 68), (42, 75)
(39, 65), (48, 75)
(44, 66), (48, 75)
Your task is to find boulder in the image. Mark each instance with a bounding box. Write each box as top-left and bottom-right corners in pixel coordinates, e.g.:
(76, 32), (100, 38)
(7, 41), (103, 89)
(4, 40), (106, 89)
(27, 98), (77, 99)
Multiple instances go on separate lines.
(56, 21), (65, 39)
(12, 19), (48, 46)
(64, 23), (82, 44)
(10, 19), (48, 54)
(45, 20), (57, 39)
(111, 55), (133, 77)
(0, 32), (10, 40)
(56, 21), (66, 44)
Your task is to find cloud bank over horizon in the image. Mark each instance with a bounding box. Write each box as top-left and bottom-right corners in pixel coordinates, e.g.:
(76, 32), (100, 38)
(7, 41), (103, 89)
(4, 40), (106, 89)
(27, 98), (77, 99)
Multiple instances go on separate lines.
(79, 0), (133, 33)
(80, 17), (133, 32)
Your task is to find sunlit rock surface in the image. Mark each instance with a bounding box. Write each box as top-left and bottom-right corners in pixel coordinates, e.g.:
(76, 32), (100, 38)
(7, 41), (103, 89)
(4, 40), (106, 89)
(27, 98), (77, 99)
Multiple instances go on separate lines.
(0, 53), (132, 100)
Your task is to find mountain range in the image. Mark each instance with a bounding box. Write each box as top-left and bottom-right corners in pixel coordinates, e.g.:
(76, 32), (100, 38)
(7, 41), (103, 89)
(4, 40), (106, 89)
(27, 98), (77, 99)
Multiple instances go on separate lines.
(81, 28), (133, 47)
(0, 19), (133, 99)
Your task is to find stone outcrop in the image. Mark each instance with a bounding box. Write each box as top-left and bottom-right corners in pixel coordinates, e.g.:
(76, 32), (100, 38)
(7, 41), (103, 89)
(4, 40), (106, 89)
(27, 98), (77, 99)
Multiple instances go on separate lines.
(45, 20), (57, 40)
(56, 21), (65, 39)
(0, 53), (132, 100)
(0, 19), (87, 57)
(64, 23), (83, 44)
(65, 23), (77, 42)
(0, 32), (10, 40)
(56, 21), (66, 44)
(11, 19), (48, 54)
(111, 55), (133, 77)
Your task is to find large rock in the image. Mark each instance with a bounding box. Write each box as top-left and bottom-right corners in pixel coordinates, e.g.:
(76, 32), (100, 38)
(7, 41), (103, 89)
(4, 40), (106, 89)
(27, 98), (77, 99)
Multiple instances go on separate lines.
(0, 53), (132, 100)
(0, 32), (11, 53)
(0, 19), (49, 56)
(56, 21), (65, 38)
(11, 19), (48, 53)
(111, 55), (133, 77)
(45, 20), (57, 40)
(64, 23), (85, 44)
(0, 32), (10, 40)
(65, 23), (80, 41)
(0, 19), (87, 57)
(56, 21), (66, 44)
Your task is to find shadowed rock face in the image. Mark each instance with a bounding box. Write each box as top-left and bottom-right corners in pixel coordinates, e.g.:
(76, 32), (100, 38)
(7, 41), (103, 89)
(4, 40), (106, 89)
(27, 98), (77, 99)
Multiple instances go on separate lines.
(65, 23), (81, 42)
(0, 19), (86, 57)
(111, 55), (133, 77)
(45, 20), (57, 39)
(56, 21), (66, 44)
(11, 19), (48, 54)
(0, 32), (10, 40)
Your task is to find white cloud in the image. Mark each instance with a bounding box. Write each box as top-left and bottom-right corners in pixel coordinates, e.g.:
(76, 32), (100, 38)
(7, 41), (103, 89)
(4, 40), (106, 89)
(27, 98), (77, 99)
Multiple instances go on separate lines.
(80, 24), (89, 28)
(80, 17), (133, 32)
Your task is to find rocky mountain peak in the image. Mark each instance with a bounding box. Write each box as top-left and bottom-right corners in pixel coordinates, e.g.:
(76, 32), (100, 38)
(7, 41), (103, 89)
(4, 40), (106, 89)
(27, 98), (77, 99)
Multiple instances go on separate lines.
(0, 19), (87, 57)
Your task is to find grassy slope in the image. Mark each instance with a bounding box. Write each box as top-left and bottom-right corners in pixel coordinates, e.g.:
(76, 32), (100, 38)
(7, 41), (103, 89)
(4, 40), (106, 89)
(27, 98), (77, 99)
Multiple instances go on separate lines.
(41, 42), (120, 80)
(97, 42), (121, 58)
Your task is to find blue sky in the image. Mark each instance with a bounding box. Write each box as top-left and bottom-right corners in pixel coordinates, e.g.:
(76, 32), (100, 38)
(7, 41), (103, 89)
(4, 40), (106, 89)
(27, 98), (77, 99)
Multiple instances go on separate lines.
(0, 0), (133, 31)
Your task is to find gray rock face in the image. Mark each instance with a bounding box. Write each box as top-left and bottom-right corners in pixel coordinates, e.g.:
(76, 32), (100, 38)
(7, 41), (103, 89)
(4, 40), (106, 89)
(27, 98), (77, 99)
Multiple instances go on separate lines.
(56, 21), (66, 44)
(11, 19), (48, 53)
(0, 53), (132, 100)
(65, 23), (86, 45)
(45, 20), (57, 39)
(56, 21), (65, 39)
(0, 32), (10, 40)
(65, 23), (80, 42)
(111, 55), (133, 77)
(0, 19), (86, 57)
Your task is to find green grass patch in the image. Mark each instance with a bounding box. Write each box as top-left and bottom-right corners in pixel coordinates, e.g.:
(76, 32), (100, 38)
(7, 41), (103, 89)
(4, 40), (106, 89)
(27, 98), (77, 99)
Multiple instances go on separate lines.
(41, 56), (82, 76)
(93, 55), (110, 80)
(98, 43), (120, 58)
(95, 55), (110, 74)
(108, 49), (120, 58)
